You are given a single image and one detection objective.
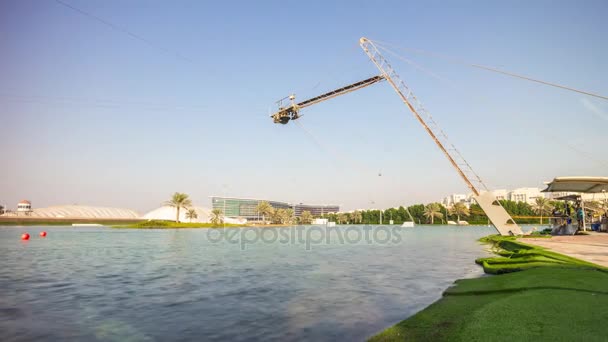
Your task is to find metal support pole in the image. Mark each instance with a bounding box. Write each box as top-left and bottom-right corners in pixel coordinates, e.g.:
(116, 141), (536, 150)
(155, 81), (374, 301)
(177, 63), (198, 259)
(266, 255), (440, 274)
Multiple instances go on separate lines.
(581, 197), (586, 231)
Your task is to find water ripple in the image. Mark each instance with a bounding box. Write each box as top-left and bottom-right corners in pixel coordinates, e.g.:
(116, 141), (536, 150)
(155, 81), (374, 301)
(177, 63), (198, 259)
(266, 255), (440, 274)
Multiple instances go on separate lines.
(0, 225), (498, 341)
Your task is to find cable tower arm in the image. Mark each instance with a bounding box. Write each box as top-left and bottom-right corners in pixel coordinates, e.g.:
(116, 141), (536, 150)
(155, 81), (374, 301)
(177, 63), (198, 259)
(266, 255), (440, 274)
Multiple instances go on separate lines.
(271, 75), (384, 124)
(359, 37), (522, 236)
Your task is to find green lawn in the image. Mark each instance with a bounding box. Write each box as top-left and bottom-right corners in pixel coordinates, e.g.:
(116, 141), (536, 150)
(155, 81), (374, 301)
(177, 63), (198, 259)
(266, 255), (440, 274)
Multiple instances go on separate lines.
(369, 236), (608, 341)
(112, 220), (245, 229)
(0, 219), (244, 228)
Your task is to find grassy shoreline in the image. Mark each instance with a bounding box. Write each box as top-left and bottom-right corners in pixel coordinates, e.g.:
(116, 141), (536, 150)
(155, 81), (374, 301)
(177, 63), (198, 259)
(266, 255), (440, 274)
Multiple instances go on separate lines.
(0, 219), (538, 227)
(0, 219), (251, 228)
(0, 219), (516, 228)
(111, 220), (246, 229)
(369, 235), (608, 341)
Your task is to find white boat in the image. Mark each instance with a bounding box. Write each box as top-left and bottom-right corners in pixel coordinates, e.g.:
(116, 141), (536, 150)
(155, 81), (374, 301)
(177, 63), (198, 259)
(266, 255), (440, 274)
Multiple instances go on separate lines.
(312, 218), (328, 225)
(447, 220), (469, 225)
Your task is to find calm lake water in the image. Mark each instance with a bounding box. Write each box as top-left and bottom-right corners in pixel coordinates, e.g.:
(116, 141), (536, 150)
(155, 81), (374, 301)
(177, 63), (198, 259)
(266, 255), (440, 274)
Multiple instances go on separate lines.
(0, 225), (503, 341)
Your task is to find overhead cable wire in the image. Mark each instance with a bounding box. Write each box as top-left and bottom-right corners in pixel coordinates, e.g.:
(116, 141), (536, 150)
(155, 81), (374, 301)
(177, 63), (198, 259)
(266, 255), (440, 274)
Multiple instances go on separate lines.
(371, 39), (608, 101)
(293, 120), (387, 208)
(373, 42), (608, 181)
(54, 0), (193, 63)
(0, 93), (206, 112)
(545, 135), (608, 168)
(375, 44), (462, 90)
(375, 43), (499, 122)
(293, 44), (370, 99)
(293, 120), (380, 177)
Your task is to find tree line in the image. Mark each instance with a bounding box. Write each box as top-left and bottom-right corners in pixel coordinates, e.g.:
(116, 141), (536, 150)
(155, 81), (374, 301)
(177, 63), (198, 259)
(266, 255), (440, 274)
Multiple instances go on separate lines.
(291, 198), (575, 225)
(165, 193), (605, 226)
(322, 197), (589, 225)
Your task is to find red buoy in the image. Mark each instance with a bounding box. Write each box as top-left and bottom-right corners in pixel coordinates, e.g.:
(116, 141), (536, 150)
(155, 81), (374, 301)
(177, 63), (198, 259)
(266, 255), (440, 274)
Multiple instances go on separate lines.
(40, 231), (47, 237)
(21, 233), (30, 240)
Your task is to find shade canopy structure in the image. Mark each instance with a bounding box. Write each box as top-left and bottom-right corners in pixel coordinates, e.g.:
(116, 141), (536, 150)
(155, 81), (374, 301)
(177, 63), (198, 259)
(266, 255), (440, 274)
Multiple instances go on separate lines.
(554, 194), (582, 201)
(542, 177), (608, 194)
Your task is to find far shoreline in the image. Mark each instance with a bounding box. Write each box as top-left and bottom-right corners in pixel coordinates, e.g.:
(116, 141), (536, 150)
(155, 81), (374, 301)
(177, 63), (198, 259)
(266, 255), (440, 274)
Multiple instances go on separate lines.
(1, 216), (518, 228)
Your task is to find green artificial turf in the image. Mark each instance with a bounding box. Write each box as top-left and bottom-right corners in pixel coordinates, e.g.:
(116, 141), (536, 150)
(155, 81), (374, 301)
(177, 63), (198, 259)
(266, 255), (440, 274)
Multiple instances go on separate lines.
(475, 235), (602, 274)
(112, 220), (245, 228)
(369, 236), (608, 341)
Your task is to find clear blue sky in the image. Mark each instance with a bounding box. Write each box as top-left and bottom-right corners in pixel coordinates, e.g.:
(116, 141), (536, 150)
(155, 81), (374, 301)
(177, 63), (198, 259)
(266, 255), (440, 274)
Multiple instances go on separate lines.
(1, 0), (607, 213)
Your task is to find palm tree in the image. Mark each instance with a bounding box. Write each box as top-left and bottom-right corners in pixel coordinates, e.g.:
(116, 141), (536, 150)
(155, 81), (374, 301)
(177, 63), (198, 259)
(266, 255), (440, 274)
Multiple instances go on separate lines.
(284, 208), (295, 224)
(185, 208), (198, 223)
(423, 203), (443, 224)
(351, 210), (362, 224)
(210, 209), (224, 226)
(449, 202), (470, 223)
(300, 210), (313, 224)
(269, 208), (290, 224)
(532, 197), (552, 224)
(164, 192), (192, 223)
(269, 208), (281, 224)
(255, 201), (273, 224)
(587, 201), (607, 216)
(337, 213), (348, 224)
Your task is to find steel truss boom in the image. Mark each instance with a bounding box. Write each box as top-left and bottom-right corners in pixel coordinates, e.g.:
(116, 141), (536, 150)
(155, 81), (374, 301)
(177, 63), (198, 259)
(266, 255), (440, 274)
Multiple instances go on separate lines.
(268, 38), (522, 236)
(359, 37), (522, 236)
(298, 75), (384, 108)
(271, 75), (384, 124)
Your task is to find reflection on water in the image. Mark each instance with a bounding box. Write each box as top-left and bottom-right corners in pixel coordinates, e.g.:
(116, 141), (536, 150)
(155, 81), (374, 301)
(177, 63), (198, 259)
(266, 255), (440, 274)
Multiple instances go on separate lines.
(0, 225), (497, 341)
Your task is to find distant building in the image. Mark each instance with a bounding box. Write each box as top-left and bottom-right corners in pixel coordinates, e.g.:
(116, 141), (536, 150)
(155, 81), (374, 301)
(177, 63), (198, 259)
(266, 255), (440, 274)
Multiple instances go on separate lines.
(492, 189), (509, 201)
(441, 194), (470, 208)
(211, 197), (339, 221)
(293, 203), (339, 217)
(444, 187), (547, 207)
(17, 200), (32, 214)
(211, 197), (291, 221)
(508, 188), (543, 205)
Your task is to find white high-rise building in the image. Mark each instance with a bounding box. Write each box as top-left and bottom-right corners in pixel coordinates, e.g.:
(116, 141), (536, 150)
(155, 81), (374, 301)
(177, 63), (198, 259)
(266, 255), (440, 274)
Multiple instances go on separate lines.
(441, 194), (469, 208)
(443, 187), (548, 207)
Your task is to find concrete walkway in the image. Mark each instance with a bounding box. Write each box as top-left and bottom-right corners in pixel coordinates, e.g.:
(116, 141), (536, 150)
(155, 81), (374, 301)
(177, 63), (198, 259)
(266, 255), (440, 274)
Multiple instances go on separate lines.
(522, 232), (608, 267)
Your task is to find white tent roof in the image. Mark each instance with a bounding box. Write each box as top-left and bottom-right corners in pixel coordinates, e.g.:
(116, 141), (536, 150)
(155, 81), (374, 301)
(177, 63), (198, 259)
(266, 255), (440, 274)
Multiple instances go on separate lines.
(142, 206), (211, 223)
(32, 205), (139, 219)
(542, 177), (608, 193)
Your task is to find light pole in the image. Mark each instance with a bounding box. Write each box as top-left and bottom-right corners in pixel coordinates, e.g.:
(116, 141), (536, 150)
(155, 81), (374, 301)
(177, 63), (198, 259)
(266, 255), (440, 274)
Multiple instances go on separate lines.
(222, 184), (228, 226)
